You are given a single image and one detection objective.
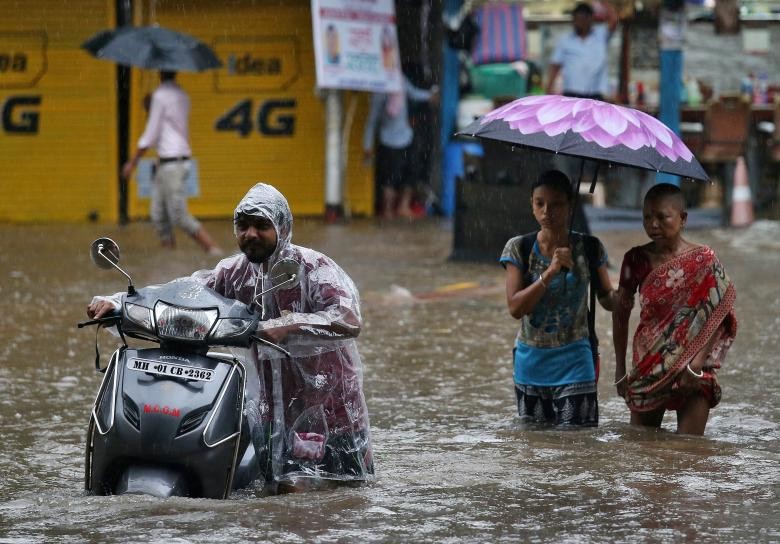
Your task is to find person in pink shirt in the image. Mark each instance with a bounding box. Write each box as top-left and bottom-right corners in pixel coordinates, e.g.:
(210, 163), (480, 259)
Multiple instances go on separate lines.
(123, 70), (221, 255)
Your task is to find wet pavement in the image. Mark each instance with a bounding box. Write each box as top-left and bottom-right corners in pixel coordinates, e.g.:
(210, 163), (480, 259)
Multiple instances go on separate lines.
(0, 217), (778, 542)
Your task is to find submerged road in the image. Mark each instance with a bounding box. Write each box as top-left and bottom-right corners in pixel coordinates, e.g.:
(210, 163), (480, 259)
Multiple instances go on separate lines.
(0, 218), (777, 542)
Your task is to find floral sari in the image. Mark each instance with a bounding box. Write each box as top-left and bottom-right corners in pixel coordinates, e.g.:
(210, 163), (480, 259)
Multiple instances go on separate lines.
(626, 246), (737, 412)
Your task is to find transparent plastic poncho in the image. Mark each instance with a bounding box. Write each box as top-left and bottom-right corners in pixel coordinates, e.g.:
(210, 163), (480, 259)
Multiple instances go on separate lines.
(191, 183), (374, 487)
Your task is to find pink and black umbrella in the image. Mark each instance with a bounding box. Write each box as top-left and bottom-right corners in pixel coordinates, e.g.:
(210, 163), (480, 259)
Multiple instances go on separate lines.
(459, 94), (708, 182)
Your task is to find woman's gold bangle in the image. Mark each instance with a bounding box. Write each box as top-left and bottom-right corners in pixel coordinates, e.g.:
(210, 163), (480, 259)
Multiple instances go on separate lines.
(537, 275), (548, 289)
(613, 374), (627, 386)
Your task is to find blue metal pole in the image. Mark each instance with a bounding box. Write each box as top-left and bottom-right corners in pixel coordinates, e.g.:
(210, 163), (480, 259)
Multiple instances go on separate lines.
(656, 48), (682, 186)
(440, 0), (462, 207)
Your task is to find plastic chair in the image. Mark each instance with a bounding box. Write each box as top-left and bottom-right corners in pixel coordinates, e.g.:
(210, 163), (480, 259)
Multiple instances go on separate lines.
(698, 96), (752, 164)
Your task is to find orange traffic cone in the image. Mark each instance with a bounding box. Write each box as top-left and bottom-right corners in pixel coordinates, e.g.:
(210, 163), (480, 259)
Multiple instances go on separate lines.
(730, 156), (754, 227)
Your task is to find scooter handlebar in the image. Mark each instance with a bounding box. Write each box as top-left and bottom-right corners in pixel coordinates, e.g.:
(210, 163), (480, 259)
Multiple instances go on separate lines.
(249, 335), (291, 358)
(77, 313), (121, 329)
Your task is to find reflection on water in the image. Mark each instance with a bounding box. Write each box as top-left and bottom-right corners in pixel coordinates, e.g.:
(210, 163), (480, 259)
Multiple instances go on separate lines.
(0, 219), (778, 542)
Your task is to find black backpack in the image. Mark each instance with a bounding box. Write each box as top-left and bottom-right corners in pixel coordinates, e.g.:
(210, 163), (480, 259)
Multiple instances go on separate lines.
(517, 231), (604, 379)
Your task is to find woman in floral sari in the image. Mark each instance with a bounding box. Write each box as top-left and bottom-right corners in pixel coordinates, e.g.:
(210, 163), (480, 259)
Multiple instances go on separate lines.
(613, 183), (737, 435)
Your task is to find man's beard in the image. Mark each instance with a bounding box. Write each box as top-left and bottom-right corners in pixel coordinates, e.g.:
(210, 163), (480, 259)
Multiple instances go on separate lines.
(240, 239), (277, 263)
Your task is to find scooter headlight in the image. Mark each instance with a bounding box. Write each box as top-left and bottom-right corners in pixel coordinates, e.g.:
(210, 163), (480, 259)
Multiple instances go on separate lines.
(211, 318), (254, 339)
(124, 302), (154, 331)
(154, 302), (218, 342)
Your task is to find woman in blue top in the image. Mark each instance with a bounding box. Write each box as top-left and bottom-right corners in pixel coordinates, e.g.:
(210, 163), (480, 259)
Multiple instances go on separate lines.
(500, 170), (616, 426)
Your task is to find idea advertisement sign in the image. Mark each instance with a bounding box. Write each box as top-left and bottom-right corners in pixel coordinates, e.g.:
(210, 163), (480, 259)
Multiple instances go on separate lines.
(0, 0), (118, 223)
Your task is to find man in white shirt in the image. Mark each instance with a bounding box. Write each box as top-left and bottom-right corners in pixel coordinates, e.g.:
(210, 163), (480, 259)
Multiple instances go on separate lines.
(546, 2), (618, 100)
(122, 70), (221, 255)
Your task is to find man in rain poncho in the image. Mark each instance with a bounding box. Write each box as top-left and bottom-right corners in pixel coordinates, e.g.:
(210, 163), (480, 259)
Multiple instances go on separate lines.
(88, 183), (374, 491)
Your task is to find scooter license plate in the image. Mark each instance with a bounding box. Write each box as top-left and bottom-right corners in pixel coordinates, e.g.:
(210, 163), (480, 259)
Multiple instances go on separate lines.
(127, 358), (214, 382)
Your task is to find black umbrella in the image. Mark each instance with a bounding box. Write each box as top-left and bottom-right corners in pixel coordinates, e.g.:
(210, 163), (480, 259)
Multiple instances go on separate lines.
(82, 25), (222, 72)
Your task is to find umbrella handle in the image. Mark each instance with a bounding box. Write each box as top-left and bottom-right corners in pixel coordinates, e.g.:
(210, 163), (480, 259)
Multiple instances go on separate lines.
(564, 160), (599, 294)
(568, 160), (586, 240)
(568, 160), (600, 238)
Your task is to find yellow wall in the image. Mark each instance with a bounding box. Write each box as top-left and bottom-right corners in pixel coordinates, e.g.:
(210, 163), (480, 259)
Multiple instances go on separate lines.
(0, 0), (117, 222)
(129, 0), (374, 219)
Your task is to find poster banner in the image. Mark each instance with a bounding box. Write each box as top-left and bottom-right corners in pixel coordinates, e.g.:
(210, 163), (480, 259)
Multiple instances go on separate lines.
(311, 0), (402, 92)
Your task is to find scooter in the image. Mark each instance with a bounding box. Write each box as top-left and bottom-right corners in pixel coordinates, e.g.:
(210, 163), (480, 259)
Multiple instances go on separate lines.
(79, 237), (298, 499)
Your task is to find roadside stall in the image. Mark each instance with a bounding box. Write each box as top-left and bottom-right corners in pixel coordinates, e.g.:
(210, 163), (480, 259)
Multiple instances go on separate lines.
(447, 0), (780, 262)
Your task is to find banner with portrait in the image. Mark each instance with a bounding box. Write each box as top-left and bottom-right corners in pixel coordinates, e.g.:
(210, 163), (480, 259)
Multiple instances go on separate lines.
(311, 0), (402, 92)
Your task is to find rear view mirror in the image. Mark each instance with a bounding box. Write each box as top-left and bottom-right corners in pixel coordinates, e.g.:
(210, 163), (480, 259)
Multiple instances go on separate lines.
(89, 237), (135, 294)
(269, 258), (301, 290)
(90, 238), (121, 270)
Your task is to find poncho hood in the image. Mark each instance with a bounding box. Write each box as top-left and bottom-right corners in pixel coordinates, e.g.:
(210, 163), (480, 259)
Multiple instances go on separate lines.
(233, 182), (293, 265)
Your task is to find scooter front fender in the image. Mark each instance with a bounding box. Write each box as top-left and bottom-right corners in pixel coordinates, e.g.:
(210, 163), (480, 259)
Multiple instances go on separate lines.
(114, 464), (190, 498)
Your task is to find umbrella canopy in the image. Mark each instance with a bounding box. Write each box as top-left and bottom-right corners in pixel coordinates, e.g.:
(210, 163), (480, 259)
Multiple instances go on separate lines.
(82, 25), (222, 72)
(459, 94), (709, 182)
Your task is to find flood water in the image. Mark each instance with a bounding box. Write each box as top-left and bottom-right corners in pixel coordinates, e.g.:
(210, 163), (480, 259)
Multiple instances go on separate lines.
(0, 218), (778, 542)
